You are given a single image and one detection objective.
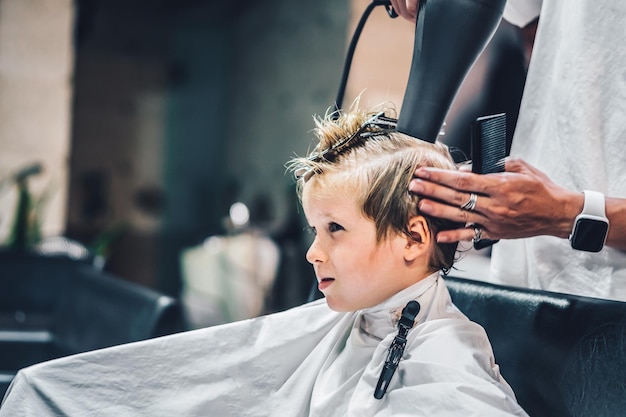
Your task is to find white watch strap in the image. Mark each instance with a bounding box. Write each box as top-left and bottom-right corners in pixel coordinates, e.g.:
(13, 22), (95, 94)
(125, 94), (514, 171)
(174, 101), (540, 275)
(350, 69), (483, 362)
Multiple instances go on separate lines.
(582, 190), (607, 218)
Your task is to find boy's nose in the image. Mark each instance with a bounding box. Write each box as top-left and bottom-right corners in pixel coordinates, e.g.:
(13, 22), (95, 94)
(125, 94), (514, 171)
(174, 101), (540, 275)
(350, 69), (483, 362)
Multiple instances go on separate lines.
(306, 238), (327, 264)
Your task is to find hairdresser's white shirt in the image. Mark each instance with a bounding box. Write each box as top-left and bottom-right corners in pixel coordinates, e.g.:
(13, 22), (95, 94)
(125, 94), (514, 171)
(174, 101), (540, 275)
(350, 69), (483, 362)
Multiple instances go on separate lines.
(491, 0), (626, 300)
(0, 273), (527, 416)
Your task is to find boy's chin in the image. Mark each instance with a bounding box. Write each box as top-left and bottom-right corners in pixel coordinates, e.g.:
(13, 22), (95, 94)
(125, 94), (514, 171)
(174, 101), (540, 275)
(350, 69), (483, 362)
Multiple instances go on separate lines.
(325, 296), (349, 312)
(325, 296), (374, 312)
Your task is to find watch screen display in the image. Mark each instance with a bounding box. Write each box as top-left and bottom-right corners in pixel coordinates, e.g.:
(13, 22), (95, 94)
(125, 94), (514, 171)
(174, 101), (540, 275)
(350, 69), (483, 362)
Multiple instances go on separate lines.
(573, 219), (609, 252)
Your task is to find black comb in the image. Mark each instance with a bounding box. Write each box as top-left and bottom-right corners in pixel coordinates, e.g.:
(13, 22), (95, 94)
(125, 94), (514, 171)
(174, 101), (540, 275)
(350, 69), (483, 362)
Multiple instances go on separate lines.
(471, 113), (506, 249)
(472, 113), (506, 174)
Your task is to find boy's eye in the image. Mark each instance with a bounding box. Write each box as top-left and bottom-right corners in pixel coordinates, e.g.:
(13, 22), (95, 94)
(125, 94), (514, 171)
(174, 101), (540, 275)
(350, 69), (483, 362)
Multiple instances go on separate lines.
(328, 222), (344, 233)
(304, 225), (316, 236)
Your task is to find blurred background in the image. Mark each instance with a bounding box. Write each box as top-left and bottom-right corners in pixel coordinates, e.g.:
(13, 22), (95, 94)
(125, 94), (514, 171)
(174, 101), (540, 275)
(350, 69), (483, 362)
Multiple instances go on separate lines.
(0, 0), (531, 327)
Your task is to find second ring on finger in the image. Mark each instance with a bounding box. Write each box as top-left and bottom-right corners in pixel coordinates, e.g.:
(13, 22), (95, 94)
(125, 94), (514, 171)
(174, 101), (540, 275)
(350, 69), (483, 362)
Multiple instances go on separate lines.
(466, 223), (486, 243)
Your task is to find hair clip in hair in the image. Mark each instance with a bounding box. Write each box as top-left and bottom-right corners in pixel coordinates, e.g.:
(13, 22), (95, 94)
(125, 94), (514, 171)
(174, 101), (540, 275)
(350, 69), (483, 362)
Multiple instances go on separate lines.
(295, 112), (398, 184)
(320, 112), (397, 160)
(368, 113), (398, 130)
(294, 167), (315, 183)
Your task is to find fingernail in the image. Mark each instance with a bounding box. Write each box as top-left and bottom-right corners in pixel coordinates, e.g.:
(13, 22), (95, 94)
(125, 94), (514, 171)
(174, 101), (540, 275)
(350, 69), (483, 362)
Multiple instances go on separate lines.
(437, 235), (450, 243)
(410, 180), (423, 193)
(416, 168), (430, 179)
(418, 200), (431, 213)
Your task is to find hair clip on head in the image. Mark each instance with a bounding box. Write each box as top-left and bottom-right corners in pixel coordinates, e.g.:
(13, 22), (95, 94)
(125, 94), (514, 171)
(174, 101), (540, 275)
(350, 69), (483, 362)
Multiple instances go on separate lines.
(294, 112), (398, 183)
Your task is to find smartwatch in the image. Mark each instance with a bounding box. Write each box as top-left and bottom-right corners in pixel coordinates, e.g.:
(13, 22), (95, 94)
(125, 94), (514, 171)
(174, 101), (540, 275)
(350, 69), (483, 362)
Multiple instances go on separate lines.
(569, 190), (609, 252)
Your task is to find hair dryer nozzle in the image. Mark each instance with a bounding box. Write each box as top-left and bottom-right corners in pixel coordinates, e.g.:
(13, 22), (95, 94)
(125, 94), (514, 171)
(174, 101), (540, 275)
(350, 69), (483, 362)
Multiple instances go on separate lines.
(397, 0), (506, 143)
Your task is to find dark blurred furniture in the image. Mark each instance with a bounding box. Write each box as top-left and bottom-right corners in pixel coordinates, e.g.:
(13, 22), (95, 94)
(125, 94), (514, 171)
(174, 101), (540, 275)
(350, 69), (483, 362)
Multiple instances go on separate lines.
(446, 275), (626, 417)
(0, 250), (185, 397)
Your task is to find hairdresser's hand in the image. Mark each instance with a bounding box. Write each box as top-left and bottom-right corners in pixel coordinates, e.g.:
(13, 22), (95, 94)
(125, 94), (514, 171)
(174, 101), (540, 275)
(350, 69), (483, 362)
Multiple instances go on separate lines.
(389, 0), (419, 23)
(409, 158), (583, 243)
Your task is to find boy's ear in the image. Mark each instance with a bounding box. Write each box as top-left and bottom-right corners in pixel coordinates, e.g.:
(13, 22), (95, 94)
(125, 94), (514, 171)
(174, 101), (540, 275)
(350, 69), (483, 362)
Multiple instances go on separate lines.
(404, 215), (432, 262)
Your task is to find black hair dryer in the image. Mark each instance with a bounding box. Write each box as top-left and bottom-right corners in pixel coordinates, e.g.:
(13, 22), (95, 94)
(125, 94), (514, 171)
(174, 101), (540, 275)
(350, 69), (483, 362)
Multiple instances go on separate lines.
(396, 0), (507, 143)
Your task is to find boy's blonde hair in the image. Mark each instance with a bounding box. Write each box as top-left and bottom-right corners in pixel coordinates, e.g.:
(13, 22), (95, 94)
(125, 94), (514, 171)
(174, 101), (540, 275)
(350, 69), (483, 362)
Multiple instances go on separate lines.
(288, 106), (462, 273)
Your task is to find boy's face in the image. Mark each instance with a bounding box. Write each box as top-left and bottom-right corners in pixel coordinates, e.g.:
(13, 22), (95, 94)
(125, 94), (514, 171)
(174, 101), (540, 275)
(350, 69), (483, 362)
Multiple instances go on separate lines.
(302, 183), (413, 312)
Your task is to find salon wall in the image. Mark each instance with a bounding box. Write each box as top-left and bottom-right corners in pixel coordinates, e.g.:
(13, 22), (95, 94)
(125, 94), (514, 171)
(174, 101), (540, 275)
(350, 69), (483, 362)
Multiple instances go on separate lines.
(65, 0), (349, 299)
(0, 0), (74, 243)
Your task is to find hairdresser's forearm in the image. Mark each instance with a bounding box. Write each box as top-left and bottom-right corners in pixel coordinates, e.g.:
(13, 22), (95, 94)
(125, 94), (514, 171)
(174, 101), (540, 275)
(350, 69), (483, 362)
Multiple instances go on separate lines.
(546, 193), (626, 252)
(605, 198), (626, 251)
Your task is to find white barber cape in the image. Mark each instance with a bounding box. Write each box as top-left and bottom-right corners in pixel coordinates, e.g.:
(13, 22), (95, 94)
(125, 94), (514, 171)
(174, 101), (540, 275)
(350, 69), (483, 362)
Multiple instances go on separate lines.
(0, 273), (527, 416)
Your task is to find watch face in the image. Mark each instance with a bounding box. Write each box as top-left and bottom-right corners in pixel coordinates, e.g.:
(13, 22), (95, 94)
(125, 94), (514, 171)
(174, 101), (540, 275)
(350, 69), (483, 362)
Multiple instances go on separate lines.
(572, 218), (609, 252)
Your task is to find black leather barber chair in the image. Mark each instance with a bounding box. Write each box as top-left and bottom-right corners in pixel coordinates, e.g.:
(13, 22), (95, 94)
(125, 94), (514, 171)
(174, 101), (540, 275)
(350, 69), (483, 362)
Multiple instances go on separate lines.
(0, 250), (185, 397)
(445, 276), (626, 417)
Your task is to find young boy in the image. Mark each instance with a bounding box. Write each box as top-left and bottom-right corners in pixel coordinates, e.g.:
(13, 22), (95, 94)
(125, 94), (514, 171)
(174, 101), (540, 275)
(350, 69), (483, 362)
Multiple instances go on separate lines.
(0, 106), (527, 416)
(285, 106), (527, 416)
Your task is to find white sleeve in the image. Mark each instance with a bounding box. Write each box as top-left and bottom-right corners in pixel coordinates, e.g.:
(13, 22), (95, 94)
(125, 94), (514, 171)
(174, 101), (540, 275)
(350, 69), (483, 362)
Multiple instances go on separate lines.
(503, 0), (543, 27)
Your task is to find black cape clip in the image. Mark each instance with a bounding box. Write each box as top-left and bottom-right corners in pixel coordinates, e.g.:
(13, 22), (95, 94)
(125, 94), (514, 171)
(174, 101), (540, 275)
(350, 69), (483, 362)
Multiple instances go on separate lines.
(374, 300), (421, 399)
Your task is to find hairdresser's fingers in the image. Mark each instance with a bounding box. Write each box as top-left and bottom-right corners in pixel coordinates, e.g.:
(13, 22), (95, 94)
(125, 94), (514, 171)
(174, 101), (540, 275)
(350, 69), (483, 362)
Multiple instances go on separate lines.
(389, 0), (418, 22)
(389, 0), (408, 19)
(505, 157), (553, 182)
(435, 226), (489, 244)
(404, 0), (419, 21)
(417, 198), (487, 226)
(504, 157), (535, 174)
(409, 178), (482, 213)
(413, 167), (496, 195)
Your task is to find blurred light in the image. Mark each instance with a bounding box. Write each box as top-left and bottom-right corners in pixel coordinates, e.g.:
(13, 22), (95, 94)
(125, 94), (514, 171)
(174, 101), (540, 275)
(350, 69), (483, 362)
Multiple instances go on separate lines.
(229, 202), (249, 228)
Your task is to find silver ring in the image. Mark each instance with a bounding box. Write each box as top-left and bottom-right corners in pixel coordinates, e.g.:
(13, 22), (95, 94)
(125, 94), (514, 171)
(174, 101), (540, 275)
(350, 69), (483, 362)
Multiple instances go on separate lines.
(460, 193), (478, 211)
(472, 226), (482, 243)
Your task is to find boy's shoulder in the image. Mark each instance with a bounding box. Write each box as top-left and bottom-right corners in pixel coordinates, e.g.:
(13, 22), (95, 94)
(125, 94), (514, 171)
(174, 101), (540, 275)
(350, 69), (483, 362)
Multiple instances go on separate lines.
(406, 279), (495, 369)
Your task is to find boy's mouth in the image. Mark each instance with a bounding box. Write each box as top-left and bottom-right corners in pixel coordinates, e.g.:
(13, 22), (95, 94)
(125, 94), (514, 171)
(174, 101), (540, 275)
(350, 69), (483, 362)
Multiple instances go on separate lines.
(318, 277), (335, 291)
